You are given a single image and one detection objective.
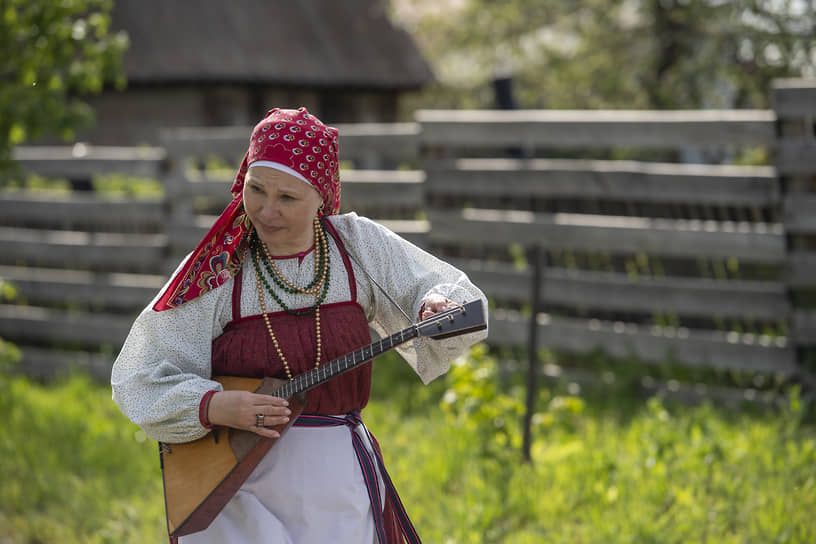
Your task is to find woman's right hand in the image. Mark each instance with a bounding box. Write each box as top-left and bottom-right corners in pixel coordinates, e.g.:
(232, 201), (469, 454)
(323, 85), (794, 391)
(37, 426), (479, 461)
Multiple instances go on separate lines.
(207, 390), (291, 438)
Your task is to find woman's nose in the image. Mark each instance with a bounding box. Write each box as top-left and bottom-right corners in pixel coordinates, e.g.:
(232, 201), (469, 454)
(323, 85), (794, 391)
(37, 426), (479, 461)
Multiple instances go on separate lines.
(257, 198), (280, 219)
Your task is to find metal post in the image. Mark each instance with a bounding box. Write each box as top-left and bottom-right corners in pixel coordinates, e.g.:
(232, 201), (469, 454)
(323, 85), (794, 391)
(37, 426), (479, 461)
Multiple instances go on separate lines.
(522, 244), (542, 462)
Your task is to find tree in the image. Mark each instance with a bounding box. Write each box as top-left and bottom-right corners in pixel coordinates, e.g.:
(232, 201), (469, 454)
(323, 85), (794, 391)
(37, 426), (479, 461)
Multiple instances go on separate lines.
(391, 0), (815, 111)
(0, 0), (128, 168)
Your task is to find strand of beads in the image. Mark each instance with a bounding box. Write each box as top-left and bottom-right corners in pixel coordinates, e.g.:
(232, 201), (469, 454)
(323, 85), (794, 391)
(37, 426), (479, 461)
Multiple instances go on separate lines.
(254, 263), (322, 379)
(249, 217), (330, 316)
(250, 246), (330, 316)
(261, 215), (328, 294)
(250, 216), (329, 378)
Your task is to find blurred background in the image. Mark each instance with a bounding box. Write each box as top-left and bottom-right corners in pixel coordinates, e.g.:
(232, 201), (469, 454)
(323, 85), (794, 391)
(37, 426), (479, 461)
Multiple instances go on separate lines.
(1, 0), (815, 542)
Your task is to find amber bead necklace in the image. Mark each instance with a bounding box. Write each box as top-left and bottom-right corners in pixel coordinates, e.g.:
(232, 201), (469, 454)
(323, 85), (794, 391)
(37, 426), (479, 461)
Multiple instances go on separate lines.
(250, 215), (329, 380)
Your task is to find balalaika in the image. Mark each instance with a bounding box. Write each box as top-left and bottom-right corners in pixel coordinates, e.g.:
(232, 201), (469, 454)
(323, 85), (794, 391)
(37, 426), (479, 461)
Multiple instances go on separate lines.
(159, 299), (487, 538)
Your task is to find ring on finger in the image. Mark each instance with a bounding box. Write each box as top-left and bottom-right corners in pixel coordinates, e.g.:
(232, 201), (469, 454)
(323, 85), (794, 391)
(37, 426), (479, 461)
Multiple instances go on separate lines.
(255, 413), (265, 428)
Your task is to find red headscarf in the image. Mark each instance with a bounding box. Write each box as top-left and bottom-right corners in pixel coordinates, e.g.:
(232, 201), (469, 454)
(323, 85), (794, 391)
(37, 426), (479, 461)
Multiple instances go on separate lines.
(153, 107), (341, 311)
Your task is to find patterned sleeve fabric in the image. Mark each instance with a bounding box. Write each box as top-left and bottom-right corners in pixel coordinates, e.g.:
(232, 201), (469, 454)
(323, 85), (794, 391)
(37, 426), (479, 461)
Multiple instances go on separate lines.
(111, 271), (234, 444)
(331, 213), (489, 384)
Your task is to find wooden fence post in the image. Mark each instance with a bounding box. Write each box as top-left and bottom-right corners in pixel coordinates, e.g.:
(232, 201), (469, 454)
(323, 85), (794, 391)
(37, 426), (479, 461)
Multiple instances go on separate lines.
(159, 131), (196, 273)
(772, 79), (816, 385)
(522, 244), (543, 462)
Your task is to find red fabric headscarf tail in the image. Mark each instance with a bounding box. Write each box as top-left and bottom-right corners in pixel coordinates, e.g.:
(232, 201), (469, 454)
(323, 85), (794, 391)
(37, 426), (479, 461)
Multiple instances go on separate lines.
(153, 107), (341, 311)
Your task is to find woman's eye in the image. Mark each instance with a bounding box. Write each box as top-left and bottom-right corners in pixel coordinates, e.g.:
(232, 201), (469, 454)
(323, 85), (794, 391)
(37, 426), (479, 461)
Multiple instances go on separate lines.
(249, 185), (264, 193)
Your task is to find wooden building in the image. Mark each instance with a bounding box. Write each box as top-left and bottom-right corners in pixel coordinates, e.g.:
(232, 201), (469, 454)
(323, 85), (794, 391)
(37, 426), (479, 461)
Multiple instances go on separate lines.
(80, 0), (433, 145)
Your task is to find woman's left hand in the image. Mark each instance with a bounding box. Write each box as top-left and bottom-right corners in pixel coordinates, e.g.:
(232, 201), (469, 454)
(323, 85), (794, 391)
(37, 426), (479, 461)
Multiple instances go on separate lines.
(420, 294), (453, 320)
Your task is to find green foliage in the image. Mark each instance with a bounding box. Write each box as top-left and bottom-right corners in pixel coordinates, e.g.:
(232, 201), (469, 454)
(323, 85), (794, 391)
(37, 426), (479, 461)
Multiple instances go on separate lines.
(0, 336), (21, 377)
(0, 372), (164, 543)
(370, 350), (448, 412)
(0, 280), (20, 376)
(1, 172), (164, 199)
(366, 346), (816, 542)
(393, 0), (814, 111)
(92, 173), (164, 199)
(0, 0), (128, 167)
(1, 347), (814, 542)
(441, 344), (540, 461)
(1, 172), (74, 194)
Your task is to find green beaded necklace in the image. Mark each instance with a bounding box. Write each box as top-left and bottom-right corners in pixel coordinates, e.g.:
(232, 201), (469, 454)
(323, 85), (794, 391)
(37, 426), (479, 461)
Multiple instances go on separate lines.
(249, 220), (330, 316)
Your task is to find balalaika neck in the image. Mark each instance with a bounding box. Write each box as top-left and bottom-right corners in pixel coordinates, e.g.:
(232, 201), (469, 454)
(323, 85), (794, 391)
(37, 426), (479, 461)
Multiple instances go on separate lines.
(272, 324), (420, 399)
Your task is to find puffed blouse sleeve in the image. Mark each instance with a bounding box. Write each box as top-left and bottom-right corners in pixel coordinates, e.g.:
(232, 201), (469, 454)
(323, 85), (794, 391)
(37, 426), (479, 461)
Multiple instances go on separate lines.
(330, 213), (489, 384)
(111, 276), (232, 444)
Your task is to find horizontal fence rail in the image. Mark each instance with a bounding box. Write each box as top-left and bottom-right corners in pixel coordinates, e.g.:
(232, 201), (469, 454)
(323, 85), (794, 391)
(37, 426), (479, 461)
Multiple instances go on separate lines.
(12, 145), (166, 178)
(0, 195), (165, 230)
(416, 109), (777, 148)
(426, 159), (780, 206)
(1, 79), (814, 386)
(489, 310), (797, 375)
(430, 208), (786, 262)
(453, 259), (790, 322)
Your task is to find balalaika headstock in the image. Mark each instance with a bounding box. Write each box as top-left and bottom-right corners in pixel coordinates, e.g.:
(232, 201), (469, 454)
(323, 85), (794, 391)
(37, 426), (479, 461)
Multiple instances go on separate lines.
(416, 299), (487, 340)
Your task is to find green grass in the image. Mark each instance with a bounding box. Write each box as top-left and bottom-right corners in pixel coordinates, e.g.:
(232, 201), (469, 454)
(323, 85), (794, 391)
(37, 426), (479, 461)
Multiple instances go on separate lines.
(1, 173), (163, 200)
(0, 371), (165, 543)
(1, 347), (814, 543)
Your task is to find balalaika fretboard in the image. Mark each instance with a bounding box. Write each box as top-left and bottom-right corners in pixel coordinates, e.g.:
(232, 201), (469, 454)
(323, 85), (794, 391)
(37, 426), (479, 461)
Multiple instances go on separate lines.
(273, 325), (420, 399)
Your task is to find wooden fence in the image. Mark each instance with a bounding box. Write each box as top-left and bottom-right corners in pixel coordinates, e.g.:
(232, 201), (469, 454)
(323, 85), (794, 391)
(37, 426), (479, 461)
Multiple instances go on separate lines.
(1, 79), (814, 386)
(0, 125), (427, 379)
(422, 81), (815, 383)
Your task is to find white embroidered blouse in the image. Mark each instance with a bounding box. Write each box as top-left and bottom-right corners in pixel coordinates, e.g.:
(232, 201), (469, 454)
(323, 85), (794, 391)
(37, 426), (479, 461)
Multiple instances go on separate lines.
(111, 213), (488, 444)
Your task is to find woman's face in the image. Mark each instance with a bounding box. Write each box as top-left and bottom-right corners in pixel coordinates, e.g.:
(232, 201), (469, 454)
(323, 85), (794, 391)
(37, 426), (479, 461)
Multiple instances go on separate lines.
(243, 166), (323, 255)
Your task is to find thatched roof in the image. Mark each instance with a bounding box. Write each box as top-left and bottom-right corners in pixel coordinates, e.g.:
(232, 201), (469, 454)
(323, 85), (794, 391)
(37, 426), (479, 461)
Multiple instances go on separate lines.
(112, 0), (434, 89)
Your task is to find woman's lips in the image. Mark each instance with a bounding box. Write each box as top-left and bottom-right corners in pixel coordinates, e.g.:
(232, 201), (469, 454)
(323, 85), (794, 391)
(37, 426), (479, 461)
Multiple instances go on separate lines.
(257, 222), (284, 233)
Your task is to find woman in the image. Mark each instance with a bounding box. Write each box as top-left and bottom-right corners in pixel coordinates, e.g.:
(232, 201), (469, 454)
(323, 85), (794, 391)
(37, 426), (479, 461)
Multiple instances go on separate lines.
(111, 107), (488, 544)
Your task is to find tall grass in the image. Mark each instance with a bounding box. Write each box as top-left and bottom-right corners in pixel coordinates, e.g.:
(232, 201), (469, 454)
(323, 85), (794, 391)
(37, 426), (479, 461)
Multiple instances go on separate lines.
(0, 370), (165, 543)
(1, 346), (814, 543)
